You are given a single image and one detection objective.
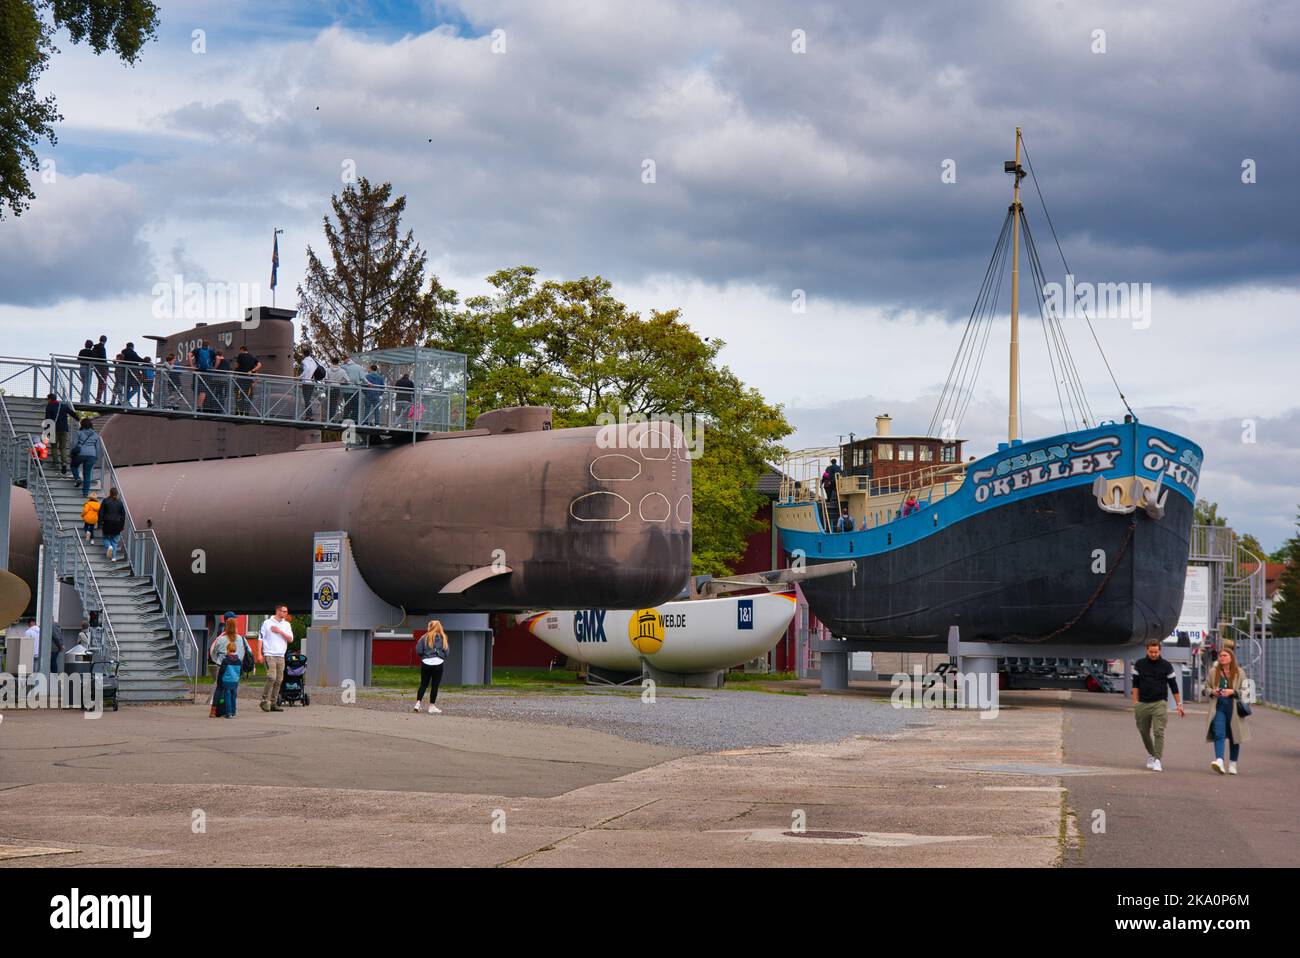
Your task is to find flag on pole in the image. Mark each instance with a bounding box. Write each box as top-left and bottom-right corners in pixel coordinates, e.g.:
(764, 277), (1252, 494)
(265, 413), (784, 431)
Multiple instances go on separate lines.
(270, 231), (280, 291)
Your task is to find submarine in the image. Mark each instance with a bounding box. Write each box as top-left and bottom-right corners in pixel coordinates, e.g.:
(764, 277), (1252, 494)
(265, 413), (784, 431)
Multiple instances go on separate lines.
(5, 311), (692, 615)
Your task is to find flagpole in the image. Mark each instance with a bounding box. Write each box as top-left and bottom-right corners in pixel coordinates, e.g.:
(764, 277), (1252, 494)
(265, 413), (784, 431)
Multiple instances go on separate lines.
(271, 228), (284, 307)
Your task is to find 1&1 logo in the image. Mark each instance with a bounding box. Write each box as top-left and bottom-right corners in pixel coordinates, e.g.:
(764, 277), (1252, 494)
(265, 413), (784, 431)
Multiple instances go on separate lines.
(628, 609), (665, 655)
(737, 599), (754, 630)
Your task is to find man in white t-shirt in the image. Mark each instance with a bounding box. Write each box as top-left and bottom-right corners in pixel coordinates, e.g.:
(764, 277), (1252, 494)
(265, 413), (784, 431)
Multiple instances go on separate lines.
(23, 618), (40, 672)
(298, 349), (322, 420)
(259, 604), (294, 712)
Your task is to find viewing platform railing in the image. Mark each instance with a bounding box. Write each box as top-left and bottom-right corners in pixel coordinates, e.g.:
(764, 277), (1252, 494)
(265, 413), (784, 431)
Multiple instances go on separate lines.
(0, 355), (466, 439)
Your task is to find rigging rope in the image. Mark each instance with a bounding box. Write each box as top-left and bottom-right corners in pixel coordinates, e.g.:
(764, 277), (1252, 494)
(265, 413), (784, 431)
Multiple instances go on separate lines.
(1020, 134), (1135, 421)
(926, 210), (1013, 439)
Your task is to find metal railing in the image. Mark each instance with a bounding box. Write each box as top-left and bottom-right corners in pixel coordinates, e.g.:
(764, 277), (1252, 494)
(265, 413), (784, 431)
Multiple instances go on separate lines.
(1189, 524), (1237, 563)
(0, 404), (121, 669)
(0, 354), (466, 437)
(95, 437), (202, 686)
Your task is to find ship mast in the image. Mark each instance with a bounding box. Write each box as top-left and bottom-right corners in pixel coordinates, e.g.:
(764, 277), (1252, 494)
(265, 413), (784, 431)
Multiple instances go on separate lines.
(1005, 127), (1025, 443)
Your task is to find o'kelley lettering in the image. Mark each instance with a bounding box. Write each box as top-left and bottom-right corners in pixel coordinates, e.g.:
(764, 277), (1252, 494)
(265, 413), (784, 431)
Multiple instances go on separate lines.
(974, 447), (1122, 503)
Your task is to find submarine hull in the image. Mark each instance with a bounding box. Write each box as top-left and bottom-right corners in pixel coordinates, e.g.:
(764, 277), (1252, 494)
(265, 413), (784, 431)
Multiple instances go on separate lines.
(7, 422), (692, 614)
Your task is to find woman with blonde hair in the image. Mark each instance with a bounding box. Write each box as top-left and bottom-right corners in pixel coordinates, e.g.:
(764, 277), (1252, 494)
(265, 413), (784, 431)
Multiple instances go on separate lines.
(1205, 645), (1251, 774)
(413, 620), (450, 714)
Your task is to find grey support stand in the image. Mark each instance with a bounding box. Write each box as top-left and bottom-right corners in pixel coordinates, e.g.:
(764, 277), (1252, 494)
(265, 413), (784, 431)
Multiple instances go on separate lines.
(305, 531), (402, 689)
(430, 612), (493, 686)
(641, 662), (725, 689)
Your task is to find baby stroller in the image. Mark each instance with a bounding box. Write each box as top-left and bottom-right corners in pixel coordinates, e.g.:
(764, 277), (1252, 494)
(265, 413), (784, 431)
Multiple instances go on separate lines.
(277, 651), (310, 706)
(85, 649), (120, 712)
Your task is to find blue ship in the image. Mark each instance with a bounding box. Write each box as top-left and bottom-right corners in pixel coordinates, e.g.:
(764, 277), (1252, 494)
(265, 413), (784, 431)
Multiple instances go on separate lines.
(774, 130), (1201, 650)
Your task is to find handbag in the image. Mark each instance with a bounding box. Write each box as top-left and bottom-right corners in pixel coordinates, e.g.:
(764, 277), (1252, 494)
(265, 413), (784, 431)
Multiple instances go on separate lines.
(1235, 696), (1252, 718)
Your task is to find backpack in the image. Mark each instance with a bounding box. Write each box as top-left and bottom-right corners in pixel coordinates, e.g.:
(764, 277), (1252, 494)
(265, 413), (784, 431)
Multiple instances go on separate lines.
(311, 361), (326, 381)
(219, 658), (242, 684)
(194, 347), (212, 371)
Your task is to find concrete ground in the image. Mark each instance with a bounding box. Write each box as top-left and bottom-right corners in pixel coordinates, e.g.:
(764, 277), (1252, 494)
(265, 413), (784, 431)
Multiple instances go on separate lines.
(1061, 691), (1300, 867)
(0, 681), (1294, 867)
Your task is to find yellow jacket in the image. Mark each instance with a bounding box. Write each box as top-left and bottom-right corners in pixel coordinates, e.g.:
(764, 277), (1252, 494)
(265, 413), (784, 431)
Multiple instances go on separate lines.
(82, 499), (101, 524)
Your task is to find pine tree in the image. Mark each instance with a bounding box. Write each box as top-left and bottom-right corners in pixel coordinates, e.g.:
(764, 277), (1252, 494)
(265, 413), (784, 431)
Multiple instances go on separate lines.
(296, 177), (440, 359)
(1268, 508), (1300, 637)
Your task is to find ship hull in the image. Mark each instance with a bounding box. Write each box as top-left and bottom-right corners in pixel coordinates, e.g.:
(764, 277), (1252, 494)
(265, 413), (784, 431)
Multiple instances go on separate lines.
(801, 485), (1192, 647)
(778, 421), (1202, 650)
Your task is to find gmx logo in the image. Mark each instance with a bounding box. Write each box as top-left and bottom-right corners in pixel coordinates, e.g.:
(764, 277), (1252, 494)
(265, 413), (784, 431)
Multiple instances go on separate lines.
(574, 609), (607, 643)
(737, 599), (753, 630)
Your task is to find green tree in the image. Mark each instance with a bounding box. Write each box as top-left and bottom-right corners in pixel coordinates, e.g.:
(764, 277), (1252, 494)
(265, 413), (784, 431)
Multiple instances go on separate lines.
(1, 0), (158, 218)
(424, 268), (791, 574)
(297, 177), (445, 359)
(1237, 533), (1265, 562)
(1194, 499), (1226, 526)
(1269, 509), (1300, 637)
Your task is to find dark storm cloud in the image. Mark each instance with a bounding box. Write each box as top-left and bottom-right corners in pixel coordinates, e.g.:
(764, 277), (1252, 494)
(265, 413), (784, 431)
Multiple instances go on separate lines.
(221, 0), (1294, 315)
(21, 1), (1296, 313)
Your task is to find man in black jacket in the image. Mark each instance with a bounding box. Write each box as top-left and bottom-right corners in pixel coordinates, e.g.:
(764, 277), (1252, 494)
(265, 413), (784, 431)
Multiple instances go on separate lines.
(1132, 639), (1185, 771)
(76, 339), (96, 403)
(91, 335), (108, 402)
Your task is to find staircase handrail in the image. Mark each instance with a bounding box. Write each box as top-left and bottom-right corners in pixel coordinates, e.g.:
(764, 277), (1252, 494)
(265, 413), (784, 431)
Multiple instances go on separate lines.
(95, 438), (202, 689)
(0, 412), (122, 668)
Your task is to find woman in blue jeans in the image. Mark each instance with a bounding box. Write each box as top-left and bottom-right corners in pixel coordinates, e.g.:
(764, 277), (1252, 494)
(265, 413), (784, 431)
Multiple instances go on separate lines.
(1204, 646), (1250, 774)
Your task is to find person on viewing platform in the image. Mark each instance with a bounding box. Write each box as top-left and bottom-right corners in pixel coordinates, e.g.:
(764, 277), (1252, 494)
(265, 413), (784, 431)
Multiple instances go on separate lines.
(341, 355), (366, 422)
(234, 345), (262, 415)
(1205, 645), (1250, 775)
(110, 352), (126, 405)
(362, 364), (385, 425)
(191, 339), (214, 411)
(299, 348), (324, 420)
(1131, 638), (1184, 772)
(902, 494), (920, 517)
(211, 351), (235, 412)
(413, 620), (450, 714)
(141, 357), (155, 406)
(91, 335), (109, 402)
(156, 353), (176, 408)
(77, 339), (96, 403)
(325, 358), (347, 422)
(394, 371), (415, 421)
(120, 342), (145, 406)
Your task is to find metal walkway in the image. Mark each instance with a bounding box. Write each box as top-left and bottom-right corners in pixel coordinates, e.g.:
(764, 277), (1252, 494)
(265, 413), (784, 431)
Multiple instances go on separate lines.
(0, 354), (464, 440)
(1, 396), (201, 702)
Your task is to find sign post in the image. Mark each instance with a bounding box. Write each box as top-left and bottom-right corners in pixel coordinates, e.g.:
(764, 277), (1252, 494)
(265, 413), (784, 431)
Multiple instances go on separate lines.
(306, 531), (402, 689)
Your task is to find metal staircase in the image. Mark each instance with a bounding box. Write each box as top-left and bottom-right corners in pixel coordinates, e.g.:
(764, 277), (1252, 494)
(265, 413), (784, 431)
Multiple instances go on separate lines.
(1, 396), (199, 703)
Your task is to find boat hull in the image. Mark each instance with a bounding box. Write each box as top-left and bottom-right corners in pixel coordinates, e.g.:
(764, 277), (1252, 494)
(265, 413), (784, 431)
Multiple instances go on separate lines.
(800, 485), (1192, 648)
(779, 421), (1201, 650)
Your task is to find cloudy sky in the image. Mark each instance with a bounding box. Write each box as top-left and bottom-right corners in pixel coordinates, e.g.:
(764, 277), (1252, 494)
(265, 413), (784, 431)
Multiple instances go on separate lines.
(2, 0), (1297, 549)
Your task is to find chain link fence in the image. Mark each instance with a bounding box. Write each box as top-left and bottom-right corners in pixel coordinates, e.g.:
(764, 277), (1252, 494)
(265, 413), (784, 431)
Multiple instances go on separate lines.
(1263, 637), (1300, 712)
